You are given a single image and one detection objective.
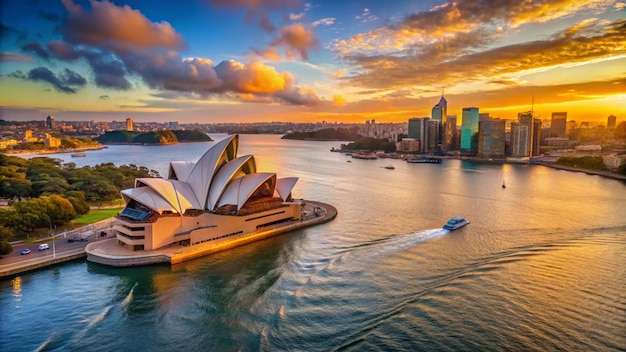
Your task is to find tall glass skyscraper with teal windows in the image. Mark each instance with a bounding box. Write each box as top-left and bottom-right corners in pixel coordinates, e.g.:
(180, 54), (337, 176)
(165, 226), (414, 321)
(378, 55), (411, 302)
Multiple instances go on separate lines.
(461, 107), (479, 153)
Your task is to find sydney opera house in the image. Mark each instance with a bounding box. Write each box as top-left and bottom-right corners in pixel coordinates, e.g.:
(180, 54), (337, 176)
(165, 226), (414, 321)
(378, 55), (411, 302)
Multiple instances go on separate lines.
(112, 134), (306, 252)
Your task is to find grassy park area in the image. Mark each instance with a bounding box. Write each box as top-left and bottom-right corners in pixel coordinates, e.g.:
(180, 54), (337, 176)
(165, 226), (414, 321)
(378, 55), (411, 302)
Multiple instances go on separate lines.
(71, 207), (122, 226)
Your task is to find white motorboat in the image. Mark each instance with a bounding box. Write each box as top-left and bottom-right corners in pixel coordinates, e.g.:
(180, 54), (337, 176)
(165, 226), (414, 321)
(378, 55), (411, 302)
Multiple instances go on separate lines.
(443, 216), (469, 230)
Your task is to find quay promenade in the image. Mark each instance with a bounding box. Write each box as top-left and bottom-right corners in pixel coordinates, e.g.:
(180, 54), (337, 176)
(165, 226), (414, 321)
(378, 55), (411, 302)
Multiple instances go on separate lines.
(1, 201), (337, 277)
(86, 201), (337, 267)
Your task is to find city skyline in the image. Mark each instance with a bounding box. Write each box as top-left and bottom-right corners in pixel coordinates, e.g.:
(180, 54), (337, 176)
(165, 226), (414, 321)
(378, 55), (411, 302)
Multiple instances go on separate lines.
(1, 0), (625, 124)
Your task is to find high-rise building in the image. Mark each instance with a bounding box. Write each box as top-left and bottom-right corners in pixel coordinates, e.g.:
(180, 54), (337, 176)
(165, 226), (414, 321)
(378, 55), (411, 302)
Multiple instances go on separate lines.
(607, 115), (617, 130)
(431, 96), (447, 123)
(532, 119), (542, 156)
(550, 112), (567, 138)
(511, 111), (533, 157)
(444, 115), (457, 151)
(46, 115), (55, 129)
(478, 119), (506, 159)
(126, 118), (133, 132)
(408, 117), (430, 153)
(431, 96), (447, 152)
(427, 120), (439, 153)
(460, 107), (479, 153)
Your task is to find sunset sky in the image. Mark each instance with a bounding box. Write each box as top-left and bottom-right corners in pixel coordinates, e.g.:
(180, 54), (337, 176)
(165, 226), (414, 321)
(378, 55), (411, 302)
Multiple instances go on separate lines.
(1, 0), (624, 124)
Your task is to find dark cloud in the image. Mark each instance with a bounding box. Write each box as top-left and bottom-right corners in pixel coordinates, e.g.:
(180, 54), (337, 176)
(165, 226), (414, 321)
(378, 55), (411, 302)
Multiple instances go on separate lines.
(99, 95), (110, 99)
(11, 66), (87, 93)
(21, 41), (49, 59)
(60, 0), (187, 55)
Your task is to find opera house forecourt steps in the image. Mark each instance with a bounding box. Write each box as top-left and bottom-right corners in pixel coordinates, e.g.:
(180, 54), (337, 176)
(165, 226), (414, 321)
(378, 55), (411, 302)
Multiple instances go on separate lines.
(86, 134), (336, 267)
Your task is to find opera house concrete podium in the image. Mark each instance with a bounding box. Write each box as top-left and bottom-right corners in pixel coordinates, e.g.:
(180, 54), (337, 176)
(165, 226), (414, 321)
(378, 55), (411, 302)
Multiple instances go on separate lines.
(86, 134), (336, 267)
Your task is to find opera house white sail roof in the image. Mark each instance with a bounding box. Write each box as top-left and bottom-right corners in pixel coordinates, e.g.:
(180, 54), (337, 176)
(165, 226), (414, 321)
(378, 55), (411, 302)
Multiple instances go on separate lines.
(120, 134), (297, 217)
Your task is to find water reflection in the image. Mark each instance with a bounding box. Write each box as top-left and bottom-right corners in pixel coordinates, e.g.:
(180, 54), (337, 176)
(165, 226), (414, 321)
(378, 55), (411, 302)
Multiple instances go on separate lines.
(12, 276), (22, 307)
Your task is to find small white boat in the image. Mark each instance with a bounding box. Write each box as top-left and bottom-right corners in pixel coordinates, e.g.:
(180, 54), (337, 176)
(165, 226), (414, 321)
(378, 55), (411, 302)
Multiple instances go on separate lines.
(443, 216), (469, 230)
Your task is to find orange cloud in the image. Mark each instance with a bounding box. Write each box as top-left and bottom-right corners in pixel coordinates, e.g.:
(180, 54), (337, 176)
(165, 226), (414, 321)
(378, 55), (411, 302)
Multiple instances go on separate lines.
(339, 18), (626, 90)
(333, 95), (346, 107)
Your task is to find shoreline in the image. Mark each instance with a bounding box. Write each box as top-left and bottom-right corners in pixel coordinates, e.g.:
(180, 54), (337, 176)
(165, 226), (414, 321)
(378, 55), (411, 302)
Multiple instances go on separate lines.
(2, 145), (106, 157)
(85, 200), (337, 267)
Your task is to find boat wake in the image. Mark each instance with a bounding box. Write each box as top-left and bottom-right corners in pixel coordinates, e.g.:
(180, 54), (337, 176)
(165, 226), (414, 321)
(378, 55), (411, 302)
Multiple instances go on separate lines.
(364, 228), (450, 259)
(121, 282), (139, 309)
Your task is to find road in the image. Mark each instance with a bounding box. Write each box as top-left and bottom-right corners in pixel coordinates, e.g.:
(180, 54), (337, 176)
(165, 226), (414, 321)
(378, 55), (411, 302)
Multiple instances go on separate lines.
(1, 219), (117, 277)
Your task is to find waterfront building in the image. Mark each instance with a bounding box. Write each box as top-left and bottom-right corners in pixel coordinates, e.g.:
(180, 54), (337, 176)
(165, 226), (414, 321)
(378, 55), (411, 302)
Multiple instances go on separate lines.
(126, 118), (133, 132)
(460, 107), (479, 154)
(428, 119), (440, 153)
(532, 119), (542, 156)
(550, 112), (567, 138)
(408, 117), (430, 153)
(511, 111), (533, 158)
(43, 133), (61, 147)
(396, 138), (420, 153)
(112, 135), (302, 252)
(444, 115), (458, 152)
(477, 119), (506, 159)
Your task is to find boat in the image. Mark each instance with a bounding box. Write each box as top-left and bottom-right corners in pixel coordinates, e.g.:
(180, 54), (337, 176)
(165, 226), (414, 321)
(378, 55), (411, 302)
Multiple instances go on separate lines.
(443, 216), (469, 230)
(71, 152), (87, 157)
(382, 165), (395, 170)
(502, 180), (506, 189)
(407, 157), (441, 164)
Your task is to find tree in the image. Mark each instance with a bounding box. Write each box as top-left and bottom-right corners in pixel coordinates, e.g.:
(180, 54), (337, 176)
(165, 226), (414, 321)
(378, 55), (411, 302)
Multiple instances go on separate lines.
(65, 191), (90, 215)
(0, 226), (14, 255)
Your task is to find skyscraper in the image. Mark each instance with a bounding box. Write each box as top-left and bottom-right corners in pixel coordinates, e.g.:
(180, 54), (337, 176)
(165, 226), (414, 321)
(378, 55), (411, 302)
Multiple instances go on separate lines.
(511, 111), (533, 157)
(444, 115), (457, 151)
(607, 115), (617, 130)
(126, 118), (133, 132)
(550, 112), (567, 138)
(431, 96), (447, 123)
(532, 119), (542, 157)
(478, 119), (506, 159)
(431, 96), (447, 153)
(460, 107), (479, 153)
(46, 115), (55, 129)
(408, 117), (430, 153)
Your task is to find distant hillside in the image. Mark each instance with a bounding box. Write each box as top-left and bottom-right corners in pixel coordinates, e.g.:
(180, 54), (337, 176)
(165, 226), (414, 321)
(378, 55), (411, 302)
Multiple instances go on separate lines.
(282, 127), (361, 141)
(171, 129), (212, 142)
(96, 129), (212, 144)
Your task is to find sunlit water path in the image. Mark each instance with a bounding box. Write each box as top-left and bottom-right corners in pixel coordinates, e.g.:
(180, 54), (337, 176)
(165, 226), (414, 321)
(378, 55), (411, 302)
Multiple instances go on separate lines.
(2, 134), (625, 351)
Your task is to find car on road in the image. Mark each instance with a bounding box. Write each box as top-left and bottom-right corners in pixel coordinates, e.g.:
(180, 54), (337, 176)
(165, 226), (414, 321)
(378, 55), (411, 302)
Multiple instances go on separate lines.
(38, 243), (50, 251)
(20, 248), (31, 255)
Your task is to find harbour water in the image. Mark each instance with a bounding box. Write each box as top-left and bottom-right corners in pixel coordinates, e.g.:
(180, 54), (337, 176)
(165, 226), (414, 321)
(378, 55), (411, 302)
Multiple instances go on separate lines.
(2, 134), (626, 351)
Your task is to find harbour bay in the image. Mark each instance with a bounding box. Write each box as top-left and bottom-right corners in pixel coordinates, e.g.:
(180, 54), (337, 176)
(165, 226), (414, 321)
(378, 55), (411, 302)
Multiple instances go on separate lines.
(1, 134), (625, 351)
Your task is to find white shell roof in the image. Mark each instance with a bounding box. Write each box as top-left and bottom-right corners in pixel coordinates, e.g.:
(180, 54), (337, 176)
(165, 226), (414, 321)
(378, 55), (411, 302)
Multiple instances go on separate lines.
(168, 161), (195, 181)
(120, 134), (297, 215)
(121, 187), (177, 214)
(207, 154), (256, 210)
(275, 177), (298, 201)
(218, 173), (276, 210)
(187, 135), (239, 207)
